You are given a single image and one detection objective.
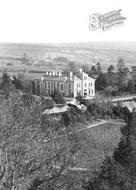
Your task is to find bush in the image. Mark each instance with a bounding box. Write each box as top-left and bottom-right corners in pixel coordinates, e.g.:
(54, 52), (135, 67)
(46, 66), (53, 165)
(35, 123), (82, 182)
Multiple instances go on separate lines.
(113, 137), (132, 166)
(51, 90), (65, 104)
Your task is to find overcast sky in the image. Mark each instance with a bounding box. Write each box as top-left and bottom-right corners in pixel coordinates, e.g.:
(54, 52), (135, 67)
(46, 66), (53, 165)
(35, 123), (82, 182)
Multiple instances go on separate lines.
(0, 0), (135, 43)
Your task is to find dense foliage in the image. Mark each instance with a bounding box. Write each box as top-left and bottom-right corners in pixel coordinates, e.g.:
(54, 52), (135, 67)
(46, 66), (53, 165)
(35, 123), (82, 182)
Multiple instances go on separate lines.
(83, 107), (136, 190)
(0, 93), (80, 190)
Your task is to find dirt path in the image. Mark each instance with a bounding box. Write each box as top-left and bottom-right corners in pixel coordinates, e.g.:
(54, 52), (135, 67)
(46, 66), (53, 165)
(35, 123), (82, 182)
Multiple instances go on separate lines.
(77, 119), (126, 132)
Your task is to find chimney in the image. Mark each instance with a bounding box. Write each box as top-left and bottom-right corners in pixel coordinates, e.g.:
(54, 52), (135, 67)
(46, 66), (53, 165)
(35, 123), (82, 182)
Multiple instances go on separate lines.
(69, 72), (73, 80)
(41, 75), (44, 81)
(79, 68), (83, 73)
(46, 72), (49, 76)
(70, 72), (73, 77)
(49, 72), (52, 76)
(59, 72), (62, 77)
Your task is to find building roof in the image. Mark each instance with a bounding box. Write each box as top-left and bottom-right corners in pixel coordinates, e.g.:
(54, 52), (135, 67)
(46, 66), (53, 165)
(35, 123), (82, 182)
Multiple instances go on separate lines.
(23, 73), (43, 80)
(42, 105), (70, 114)
(76, 72), (95, 81)
(44, 75), (67, 82)
(11, 71), (95, 82)
(88, 75), (96, 81)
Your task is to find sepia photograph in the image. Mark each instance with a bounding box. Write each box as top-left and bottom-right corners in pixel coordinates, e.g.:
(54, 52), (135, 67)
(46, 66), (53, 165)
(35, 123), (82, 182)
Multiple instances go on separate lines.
(0, 0), (135, 189)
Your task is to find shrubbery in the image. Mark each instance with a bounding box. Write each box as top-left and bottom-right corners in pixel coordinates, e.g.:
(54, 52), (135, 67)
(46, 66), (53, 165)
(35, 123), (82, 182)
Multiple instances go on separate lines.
(83, 106), (136, 190)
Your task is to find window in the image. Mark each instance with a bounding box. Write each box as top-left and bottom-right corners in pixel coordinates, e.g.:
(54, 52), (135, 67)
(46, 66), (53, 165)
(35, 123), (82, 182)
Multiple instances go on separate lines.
(69, 83), (71, 88)
(45, 81), (46, 88)
(48, 82), (50, 89)
(60, 84), (64, 90)
(84, 76), (87, 80)
(84, 90), (87, 96)
(77, 83), (78, 88)
(92, 89), (93, 94)
(89, 82), (93, 87)
(51, 82), (53, 89)
(84, 83), (87, 87)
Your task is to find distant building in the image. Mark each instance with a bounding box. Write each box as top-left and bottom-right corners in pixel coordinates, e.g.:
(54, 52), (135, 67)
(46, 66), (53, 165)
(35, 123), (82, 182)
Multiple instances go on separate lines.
(76, 69), (95, 98)
(40, 69), (95, 98)
(16, 69), (95, 98)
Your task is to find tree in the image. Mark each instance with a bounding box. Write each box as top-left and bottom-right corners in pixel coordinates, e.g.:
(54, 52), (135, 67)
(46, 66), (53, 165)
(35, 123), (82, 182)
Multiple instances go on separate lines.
(0, 93), (79, 190)
(113, 137), (132, 166)
(117, 69), (128, 93)
(22, 53), (30, 65)
(117, 58), (125, 72)
(96, 62), (102, 74)
(106, 65), (116, 87)
(82, 64), (90, 73)
(83, 157), (130, 190)
(0, 72), (15, 96)
(127, 80), (134, 93)
(95, 73), (108, 91)
(51, 90), (66, 104)
(76, 95), (84, 104)
(131, 66), (136, 73)
(54, 56), (68, 63)
(104, 86), (117, 97)
(12, 75), (23, 91)
(83, 109), (136, 190)
(107, 65), (115, 74)
(123, 67), (129, 74)
(68, 61), (77, 73)
(89, 65), (97, 75)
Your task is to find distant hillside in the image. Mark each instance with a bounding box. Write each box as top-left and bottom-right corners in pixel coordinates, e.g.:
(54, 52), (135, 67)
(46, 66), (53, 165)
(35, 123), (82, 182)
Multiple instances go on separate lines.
(0, 42), (136, 71)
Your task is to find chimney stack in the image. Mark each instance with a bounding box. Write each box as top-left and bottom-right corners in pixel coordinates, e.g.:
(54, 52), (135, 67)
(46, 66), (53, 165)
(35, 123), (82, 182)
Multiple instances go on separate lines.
(64, 76), (67, 81)
(79, 68), (83, 73)
(59, 72), (62, 77)
(69, 72), (73, 80)
(41, 75), (44, 81)
(70, 72), (73, 77)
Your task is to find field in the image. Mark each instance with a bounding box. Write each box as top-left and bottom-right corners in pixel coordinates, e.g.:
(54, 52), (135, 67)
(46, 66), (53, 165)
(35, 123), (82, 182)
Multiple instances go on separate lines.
(75, 122), (123, 171)
(0, 43), (136, 72)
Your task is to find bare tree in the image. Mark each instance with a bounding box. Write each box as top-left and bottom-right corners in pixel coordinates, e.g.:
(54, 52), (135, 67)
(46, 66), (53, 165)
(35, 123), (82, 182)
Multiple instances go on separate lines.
(0, 92), (79, 190)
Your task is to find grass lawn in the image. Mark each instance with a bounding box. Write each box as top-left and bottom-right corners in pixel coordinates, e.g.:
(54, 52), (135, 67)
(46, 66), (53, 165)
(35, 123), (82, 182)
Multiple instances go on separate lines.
(75, 122), (123, 171)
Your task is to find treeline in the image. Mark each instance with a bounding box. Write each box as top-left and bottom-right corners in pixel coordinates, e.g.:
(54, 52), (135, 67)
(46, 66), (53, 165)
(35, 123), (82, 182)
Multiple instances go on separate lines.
(83, 58), (135, 96)
(0, 72), (24, 96)
(64, 58), (135, 96)
(0, 72), (66, 105)
(62, 97), (130, 131)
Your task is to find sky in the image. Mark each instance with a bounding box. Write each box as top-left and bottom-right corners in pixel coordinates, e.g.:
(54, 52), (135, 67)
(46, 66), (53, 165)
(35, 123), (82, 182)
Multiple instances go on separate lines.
(0, 0), (135, 43)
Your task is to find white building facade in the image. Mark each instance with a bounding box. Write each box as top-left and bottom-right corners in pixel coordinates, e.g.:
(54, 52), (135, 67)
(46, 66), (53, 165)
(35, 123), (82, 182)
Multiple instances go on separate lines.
(33, 70), (95, 98)
(81, 71), (95, 97)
